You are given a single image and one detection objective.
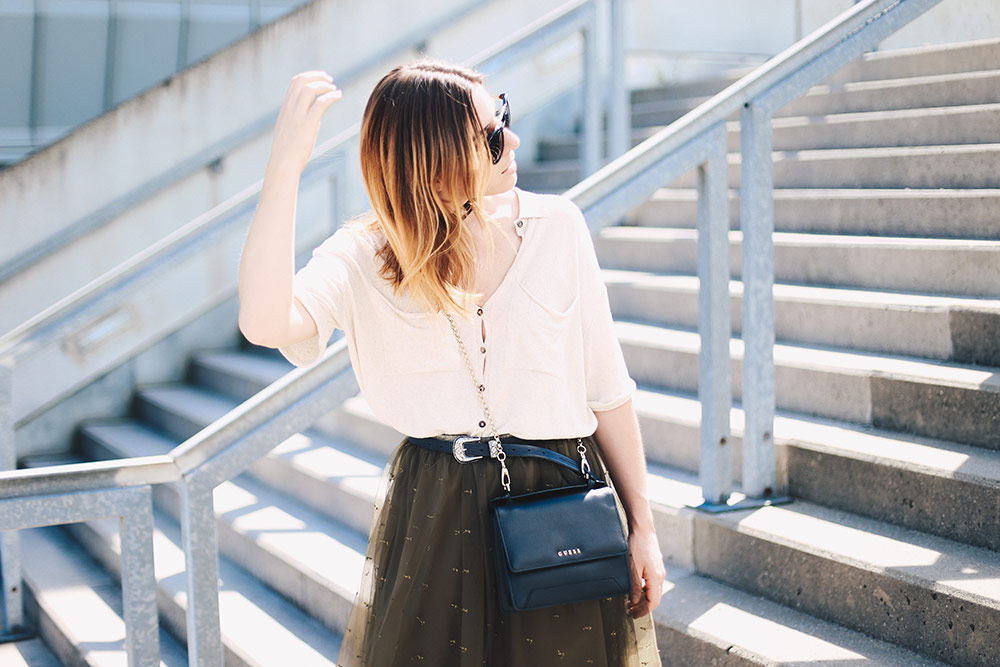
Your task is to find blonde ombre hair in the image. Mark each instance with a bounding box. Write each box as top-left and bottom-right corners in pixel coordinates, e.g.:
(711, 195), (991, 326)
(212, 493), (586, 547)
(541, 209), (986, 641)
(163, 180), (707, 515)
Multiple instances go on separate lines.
(357, 61), (494, 315)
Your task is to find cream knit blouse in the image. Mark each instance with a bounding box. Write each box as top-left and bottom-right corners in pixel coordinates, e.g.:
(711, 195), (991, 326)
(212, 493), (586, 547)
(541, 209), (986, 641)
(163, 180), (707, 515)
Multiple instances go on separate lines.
(278, 188), (636, 439)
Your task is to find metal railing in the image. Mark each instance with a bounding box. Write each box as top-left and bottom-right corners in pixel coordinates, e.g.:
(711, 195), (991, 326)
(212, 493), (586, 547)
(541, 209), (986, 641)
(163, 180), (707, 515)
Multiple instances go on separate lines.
(0, 1), (624, 663)
(566, 0), (944, 509)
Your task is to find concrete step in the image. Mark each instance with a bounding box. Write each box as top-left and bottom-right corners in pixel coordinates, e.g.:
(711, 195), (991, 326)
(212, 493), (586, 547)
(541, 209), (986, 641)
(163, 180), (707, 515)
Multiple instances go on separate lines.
(781, 68), (1000, 117)
(628, 95), (712, 130)
(615, 320), (1000, 449)
(79, 419), (368, 636)
(595, 226), (1000, 298)
(133, 383), (239, 441)
(756, 102), (1000, 151)
(19, 526), (187, 667)
(618, 69), (1000, 134)
(629, 187), (1000, 240)
(520, 143), (1000, 193)
(653, 564), (946, 667)
(829, 37), (1000, 84)
(630, 71), (750, 104)
(189, 348), (293, 402)
(632, 386), (1000, 553)
(0, 638), (61, 667)
(647, 466), (1000, 667)
(602, 270), (1000, 364)
(65, 506), (343, 666)
(542, 103), (1000, 160)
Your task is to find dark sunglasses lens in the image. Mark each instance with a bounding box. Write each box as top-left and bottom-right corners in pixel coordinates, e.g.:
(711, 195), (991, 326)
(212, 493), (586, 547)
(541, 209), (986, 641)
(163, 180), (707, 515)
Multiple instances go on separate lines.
(488, 128), (503, 164)
(487, 96), (509, 164)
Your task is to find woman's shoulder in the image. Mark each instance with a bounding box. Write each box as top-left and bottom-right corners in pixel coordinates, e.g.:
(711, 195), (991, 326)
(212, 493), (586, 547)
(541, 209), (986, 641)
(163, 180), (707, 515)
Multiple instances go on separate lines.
(516, 188), (588, 240)
(312, 216), (385, 265)
(516, 188), (582, 221)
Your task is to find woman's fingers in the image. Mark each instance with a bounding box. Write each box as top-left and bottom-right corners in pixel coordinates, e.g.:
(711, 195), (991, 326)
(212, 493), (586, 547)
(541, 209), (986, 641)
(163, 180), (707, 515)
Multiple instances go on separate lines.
(267, 71), (341, 175)
(627, 532), (666, 618)
(294, 80), (339, 115)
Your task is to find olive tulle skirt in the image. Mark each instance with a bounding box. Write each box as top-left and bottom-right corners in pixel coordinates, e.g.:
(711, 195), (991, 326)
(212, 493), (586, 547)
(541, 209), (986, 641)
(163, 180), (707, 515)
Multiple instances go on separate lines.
(336, 434), (661, 666)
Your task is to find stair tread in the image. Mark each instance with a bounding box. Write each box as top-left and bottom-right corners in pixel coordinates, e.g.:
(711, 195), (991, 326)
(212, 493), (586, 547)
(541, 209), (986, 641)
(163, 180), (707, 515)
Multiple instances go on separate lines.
(810, 66), (1000, 95)
(191, 349), (292, 386)
(0, 639), (61, 667)
(643, 465), (1000, 608)
(644, 185), (1000, 204)
(654, 565), (947, 666)
(633, 387), (1000, 487)
(81, 509), (343, 666)
(836, 37), (1000, 79)
(20, 527), (188, 667)
(772, 100), (1000, 124)
(544, 101), (1000, 146)
(615, 320), (1000, 389)
(602, 269), (1000, 310)
(601, 226), (1000, 250)
(137, 384), (237, 426)
(528, 142), (1000, 171)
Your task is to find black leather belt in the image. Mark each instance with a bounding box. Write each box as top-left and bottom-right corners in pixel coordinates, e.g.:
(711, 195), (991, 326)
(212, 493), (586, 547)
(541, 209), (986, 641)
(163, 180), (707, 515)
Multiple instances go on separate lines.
(407, 435), (587, 476)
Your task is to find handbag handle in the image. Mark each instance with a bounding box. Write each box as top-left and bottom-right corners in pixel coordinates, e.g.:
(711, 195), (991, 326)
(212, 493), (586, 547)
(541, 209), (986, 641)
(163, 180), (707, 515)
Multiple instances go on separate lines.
(443, 311), (596, 493)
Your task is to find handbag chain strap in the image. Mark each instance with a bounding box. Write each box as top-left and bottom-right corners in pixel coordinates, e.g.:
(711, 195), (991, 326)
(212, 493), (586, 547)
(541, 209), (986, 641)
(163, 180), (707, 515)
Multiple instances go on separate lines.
(443, 311), (593, 493)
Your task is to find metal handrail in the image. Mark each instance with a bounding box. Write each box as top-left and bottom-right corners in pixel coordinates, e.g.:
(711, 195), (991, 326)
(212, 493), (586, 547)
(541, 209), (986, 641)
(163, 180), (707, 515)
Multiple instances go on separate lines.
(0, 2), (623, 663)
(566, 0), (944, 509)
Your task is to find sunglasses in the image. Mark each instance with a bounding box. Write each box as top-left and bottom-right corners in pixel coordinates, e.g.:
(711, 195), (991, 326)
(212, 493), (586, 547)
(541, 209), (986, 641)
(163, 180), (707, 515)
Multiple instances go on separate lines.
(486, 93), (510, 164)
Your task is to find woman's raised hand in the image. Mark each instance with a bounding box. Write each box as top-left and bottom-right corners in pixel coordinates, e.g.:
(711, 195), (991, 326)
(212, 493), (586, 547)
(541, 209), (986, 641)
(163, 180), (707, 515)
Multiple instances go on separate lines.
(267, 71), (342, 176)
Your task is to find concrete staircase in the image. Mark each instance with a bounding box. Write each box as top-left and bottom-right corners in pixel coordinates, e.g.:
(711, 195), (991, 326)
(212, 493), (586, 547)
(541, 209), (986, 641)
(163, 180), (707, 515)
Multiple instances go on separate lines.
(11, 37), (1000, 666)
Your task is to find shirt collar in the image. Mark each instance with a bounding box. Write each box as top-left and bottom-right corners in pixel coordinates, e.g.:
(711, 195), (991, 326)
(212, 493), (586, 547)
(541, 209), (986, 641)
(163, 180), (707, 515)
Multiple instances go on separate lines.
(513, 187), (549, 220)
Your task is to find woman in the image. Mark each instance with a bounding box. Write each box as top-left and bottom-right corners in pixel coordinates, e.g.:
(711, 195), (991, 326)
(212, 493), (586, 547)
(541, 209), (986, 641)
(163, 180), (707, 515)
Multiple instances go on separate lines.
(238, 61), (664, 666)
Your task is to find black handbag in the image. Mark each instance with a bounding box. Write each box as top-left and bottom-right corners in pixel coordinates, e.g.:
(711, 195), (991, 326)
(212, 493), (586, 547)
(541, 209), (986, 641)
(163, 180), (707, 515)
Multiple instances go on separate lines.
(443, 313), (633, 612)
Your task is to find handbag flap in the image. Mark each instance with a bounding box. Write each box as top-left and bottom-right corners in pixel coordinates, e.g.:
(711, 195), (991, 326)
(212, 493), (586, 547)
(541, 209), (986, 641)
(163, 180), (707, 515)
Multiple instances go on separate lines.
(490, 484), (628, 573)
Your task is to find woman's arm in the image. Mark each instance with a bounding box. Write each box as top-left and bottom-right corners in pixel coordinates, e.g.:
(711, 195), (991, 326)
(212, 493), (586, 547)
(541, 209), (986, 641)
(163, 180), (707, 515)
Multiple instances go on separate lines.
(238, 71), (341, 348)
(593, 398), (666, 618)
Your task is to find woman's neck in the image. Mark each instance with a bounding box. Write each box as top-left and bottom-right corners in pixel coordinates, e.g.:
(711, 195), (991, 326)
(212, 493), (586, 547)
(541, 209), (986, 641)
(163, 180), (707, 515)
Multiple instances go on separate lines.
(481, 188), (519, 224)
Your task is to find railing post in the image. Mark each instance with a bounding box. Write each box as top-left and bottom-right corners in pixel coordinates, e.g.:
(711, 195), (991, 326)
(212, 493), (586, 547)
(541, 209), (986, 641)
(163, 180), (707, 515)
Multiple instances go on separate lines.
(119, 486), (161, 667)
(607, 0), (629, 160)
(580, 4), (602, 178)
(696, 123), (733, 507)
(181, 477), (223, 666)
(0, 361), (24, 636)
(739, 99), (792, 510)
(740, 101), (778, 499)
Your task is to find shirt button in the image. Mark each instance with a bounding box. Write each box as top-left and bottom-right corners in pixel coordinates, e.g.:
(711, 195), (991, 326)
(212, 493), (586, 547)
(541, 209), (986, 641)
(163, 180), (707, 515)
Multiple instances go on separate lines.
(476, 308), (483, 316)
(480, 346), (486, 354)
(478, 384), (485, 392)
(479, 420), (486, 428)
(516, 220), (523, 227)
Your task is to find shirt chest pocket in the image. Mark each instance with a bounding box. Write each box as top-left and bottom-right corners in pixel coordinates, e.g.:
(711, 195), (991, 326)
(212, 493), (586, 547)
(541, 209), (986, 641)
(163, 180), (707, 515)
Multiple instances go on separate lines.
(381, 310), (463, 375)
(506, 275), (580, 378)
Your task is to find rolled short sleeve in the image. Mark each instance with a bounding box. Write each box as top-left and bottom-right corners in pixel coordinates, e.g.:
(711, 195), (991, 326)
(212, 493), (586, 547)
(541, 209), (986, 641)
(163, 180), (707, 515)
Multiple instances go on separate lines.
(570, 203), (637, 411)
(277, 229), (356, 367)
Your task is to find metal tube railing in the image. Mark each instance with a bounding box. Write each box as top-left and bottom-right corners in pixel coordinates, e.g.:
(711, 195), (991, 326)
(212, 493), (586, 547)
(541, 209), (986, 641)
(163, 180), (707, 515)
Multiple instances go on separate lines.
(0, 1), (625, 660)
(566, 0), (945, 508)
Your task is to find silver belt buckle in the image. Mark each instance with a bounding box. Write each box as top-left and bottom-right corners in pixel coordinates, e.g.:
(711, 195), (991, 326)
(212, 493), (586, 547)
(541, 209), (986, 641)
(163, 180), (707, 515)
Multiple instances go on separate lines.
(452, 436), (483, 463)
